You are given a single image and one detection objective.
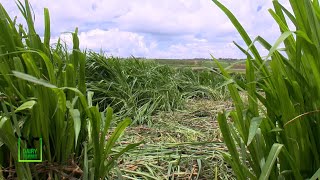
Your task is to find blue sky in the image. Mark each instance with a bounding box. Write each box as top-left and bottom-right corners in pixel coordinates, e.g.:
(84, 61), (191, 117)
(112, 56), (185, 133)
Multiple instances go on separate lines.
(2, 0), (291, 59)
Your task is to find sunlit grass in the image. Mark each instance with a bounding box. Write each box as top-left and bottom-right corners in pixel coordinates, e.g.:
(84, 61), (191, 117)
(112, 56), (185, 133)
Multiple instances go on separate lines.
(0, 1), (139, 179)
(213, 0), (320, 179)
(86, 52), (232, 125)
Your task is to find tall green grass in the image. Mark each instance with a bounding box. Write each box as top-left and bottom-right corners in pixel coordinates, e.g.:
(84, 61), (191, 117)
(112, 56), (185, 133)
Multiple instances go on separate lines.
(0, 1), (138, 179)
(86, 52), (229, 125)
(213, 0), (320, 179)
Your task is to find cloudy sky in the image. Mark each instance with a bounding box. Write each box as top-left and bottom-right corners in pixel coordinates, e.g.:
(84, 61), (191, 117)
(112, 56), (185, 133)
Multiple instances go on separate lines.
(2, 0), (291, 59)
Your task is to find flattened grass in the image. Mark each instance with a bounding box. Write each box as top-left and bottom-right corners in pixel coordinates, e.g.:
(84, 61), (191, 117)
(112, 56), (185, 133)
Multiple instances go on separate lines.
(86, 52), (234, 125)
(110, 98), (236, 179)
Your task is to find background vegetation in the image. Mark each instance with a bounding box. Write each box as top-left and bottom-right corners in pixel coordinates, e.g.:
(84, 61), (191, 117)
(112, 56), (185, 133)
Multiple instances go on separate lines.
(86, 52), (234, 125)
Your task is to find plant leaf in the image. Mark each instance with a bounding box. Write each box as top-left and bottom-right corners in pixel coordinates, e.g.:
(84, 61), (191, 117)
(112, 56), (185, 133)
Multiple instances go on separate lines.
(310, 168), (320, 180)
(265, 31), (294, 60)
(70, 109), (81, 148)
(247, 117), (264, 146)
(13, 71), (57, 89)
(259, 144), (283, 180)
(15, 100), (37, 112)
(104, 118), (131, 157)
(0, 116), (8, 129)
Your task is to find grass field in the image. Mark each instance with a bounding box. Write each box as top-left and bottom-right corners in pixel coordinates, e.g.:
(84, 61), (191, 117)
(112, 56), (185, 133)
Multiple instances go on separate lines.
(85, 55), (241, 178)
(1, 0), (320, 179)
(153, 58), (246, 73)
(85, 53), (242, 125)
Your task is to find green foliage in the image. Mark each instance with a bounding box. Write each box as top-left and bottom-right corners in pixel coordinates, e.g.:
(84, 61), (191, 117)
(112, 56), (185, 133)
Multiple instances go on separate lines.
(86, 52), (229, 125)
(213, 0), (320, 179)
(0, 0), (137, 179)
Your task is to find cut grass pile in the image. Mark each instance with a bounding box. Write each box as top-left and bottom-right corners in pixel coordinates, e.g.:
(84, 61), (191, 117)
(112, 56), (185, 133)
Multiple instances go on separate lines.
(109, 98), (238, 179)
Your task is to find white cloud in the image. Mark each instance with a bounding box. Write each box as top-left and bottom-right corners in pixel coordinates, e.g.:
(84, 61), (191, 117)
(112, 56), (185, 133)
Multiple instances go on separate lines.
(79, 28), (152, 57)
(1, 0), (293, 58)
(52, 28), (155, 57)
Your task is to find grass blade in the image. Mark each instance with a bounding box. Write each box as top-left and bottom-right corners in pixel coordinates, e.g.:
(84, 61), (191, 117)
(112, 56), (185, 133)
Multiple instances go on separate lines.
(259, 144), (283, 180)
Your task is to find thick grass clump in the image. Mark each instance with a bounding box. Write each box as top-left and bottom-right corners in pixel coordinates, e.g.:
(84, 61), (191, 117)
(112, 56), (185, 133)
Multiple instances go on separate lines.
(213, 0), (320, 179)
(86, 52), (229, 125)
(0, 1), (138, 179)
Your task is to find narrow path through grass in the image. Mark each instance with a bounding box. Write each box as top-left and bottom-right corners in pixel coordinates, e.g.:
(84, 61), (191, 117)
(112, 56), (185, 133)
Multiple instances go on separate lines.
(112, 99), (237, 179)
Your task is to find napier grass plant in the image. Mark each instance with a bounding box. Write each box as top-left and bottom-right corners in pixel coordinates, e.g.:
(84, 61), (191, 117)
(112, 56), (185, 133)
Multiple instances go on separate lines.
(86, 52), (229, 125)
(213, 0), (320, 179)
(0, 1), (139, 179)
